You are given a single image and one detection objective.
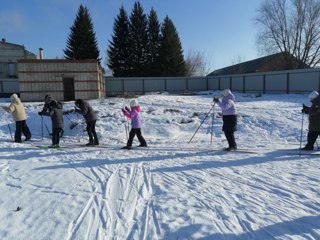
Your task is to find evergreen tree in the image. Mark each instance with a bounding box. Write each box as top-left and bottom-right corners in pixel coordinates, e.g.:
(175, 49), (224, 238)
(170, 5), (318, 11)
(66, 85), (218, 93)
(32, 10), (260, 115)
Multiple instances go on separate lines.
(128, 2), (148, 76)
(107, 6), (131, 77)
(146, 8), (161, 76)
(158, 16), (186, 76)
(64, 4), (100, 63)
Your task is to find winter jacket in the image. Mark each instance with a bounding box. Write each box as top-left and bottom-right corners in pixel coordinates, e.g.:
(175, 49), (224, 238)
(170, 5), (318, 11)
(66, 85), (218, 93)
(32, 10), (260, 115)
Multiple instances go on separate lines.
(42, 100), (64, 129)
(2, 94), (27, 121)
(75, 99), (97, 123)
(217, 92), (237, 132)
(217, 92), (236, 115)
(123, 106), (142, 129)
(307, 95), (320, 131)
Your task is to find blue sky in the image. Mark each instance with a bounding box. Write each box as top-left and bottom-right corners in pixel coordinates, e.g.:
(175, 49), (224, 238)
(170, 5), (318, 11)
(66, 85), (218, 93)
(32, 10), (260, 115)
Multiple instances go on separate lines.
(1, 0), (265, 72)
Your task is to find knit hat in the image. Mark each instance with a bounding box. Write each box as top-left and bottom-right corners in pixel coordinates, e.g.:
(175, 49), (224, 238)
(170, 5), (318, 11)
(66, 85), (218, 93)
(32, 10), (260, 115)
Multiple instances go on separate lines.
(10, 93), (18, 101)
(45, 94), (53, 104)
(221, 89), (231, 97)
(130, 99), (139, 107)
(75, 99), (83, 107)
(308, 90), (319, 101)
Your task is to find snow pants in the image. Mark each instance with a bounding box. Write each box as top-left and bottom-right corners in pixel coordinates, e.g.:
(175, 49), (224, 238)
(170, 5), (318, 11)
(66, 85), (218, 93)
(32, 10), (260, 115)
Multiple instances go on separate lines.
(224, 131), (237, 149)
(305, 130), (320, 149)
(127, 128), (147, 147)
(86, 120), (99, 144)
(15, 120), (31, 143)
(52, 128), (62, 145)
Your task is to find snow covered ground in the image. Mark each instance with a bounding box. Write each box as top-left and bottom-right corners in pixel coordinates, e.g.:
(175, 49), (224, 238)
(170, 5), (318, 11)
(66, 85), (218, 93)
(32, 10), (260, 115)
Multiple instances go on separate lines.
(0, 92), (319, 240)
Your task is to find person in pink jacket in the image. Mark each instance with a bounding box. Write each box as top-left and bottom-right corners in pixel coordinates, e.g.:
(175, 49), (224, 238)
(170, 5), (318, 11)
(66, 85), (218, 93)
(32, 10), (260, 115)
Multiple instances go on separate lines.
(121, 99), (147, 149)
(2, 93), (32, 143)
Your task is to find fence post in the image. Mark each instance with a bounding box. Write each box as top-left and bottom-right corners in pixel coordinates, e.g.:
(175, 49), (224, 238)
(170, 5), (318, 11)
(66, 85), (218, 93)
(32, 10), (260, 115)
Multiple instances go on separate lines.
(263, 74), (266, 94)
(286, 72), (290, 94)
(243, 75), (246, 93)
(143, 78), (145, 94)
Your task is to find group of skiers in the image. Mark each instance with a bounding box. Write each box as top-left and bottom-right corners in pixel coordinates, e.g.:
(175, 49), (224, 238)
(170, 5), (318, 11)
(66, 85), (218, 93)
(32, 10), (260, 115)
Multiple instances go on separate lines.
(0, 93), (147, 149)
(1, 89), (320, 151)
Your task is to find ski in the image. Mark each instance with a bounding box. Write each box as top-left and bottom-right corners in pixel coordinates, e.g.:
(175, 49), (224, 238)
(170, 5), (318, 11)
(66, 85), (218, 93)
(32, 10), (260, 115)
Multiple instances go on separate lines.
(34, 145), (68, 150)
(64, 143), (114, 149)
(221, 148), (258, 154)
(273, 148), (320, 156)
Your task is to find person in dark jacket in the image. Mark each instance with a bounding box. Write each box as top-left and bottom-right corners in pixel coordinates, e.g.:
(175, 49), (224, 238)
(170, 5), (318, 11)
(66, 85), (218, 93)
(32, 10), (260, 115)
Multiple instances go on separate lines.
(214, 89), (237, 151)
(40, 94), (64, 137)
(74, 99), (99, 146)
(38, 100), (64, 148)
(301, 90), (320, 150)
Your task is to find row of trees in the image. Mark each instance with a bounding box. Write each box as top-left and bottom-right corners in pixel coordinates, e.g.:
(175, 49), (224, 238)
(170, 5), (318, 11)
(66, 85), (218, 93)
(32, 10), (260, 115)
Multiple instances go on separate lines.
(107, 2), (186, 77)
(64, 3), (193, 77)
(64, 0), (320, 77)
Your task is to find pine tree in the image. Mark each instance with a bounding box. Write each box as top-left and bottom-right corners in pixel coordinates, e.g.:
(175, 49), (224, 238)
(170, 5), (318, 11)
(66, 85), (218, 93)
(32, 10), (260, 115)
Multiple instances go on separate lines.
(64, 4), (100, 63)
(146, 8), (161, 76)
(158, 16), (186, 76)
(107, 6), (131, 77)
(128, 2), (148, 76)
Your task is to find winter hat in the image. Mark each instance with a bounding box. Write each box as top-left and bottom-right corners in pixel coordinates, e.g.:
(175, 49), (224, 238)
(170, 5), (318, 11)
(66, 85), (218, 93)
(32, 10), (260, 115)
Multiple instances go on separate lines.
(308, 91), (319, 101)
(45, 94), (53, 104)
(10, 93), (18, 101)
(75, 99), (83, 107)
(130, 99), (139, 107)
(221, 89), (231, 97)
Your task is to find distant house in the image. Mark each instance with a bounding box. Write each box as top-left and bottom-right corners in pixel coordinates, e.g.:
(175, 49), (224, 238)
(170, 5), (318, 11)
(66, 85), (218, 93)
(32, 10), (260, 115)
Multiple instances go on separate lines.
(208, 52), (309, 76)
(0, 39), (37, 96)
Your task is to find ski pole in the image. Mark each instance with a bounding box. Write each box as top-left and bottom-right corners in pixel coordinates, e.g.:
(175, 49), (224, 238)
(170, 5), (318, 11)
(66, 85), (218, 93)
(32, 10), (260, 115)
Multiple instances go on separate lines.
(3, 111), (14, 141)
(41, 115), (51, 138)
(210, 104), (215, 144)
(41, 114), (44, 139)
(188, 103), (215, 144)
(124, 115), (128, 140)
(7, 123), (13, 141)
(299, 112), (305, 156)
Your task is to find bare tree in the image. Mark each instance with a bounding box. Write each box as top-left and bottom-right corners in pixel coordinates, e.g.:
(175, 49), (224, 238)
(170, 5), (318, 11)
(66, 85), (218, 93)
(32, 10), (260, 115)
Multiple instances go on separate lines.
(255, 0), (320, 68)
(185, 50), (211, 76)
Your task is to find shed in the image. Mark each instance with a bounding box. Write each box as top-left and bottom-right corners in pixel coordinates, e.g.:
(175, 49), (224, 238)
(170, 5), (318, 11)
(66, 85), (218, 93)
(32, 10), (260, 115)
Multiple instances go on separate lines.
(17, 59), (105, 101)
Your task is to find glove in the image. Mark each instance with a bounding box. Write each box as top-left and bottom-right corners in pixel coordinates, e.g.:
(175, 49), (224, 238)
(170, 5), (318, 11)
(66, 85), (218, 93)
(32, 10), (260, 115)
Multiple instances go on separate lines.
(38, 111), (43, 116)
(121, 108), (126, 113)
(213, 97), (219, 103)
(302, 104), (309, 114)
(125, 106), (130, 111)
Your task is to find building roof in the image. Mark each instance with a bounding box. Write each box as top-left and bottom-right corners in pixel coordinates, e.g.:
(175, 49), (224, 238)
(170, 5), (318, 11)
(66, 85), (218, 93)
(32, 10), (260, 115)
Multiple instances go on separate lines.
(0, 38), (37, 58)
(208, 52), (308, 76)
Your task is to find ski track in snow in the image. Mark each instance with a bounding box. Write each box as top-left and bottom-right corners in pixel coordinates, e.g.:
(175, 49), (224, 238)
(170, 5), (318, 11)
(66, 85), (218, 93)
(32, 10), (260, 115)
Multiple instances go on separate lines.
(0, 93), (320, 239)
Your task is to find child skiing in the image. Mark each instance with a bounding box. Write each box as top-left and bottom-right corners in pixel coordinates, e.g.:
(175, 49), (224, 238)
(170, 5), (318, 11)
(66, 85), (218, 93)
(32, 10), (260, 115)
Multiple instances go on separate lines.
(121, 99), (147, 149)
(301, 90), (320, 150)
(1, 93), (32, 143)
(38, 100), (63, 148)
(214, 89), (237, 151)
(74, 99), (99, 146)
(39, 94), (64, 137)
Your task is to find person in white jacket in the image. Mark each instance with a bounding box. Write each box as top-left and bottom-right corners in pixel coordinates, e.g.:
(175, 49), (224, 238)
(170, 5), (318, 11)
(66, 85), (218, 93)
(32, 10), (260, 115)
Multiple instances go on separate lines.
(2, 93), (32, 143)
